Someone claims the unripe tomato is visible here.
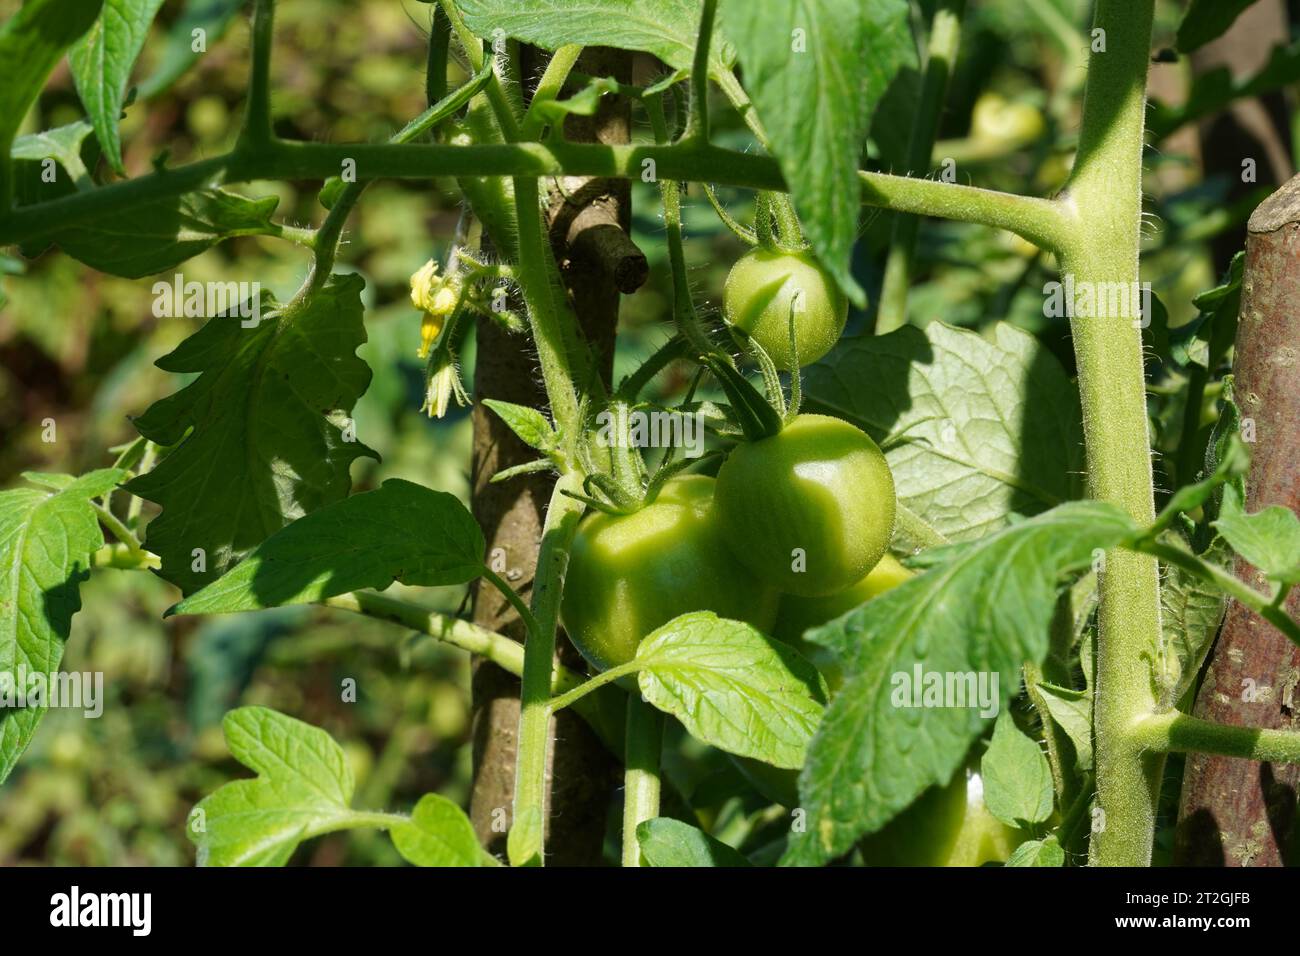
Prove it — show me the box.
[714,414,896,597]
[560,475,779,671]
[859,769,1025,866]
[970,92,1044,146]
[774,553,914,690]
[722,247,848,370]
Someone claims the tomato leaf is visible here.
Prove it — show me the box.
[454,0,734,75]
[1034,681,1093,773]
[981,711,1054,829]
[1214,485,1300,585]
[390,794,483,867]
[138,0,245,98]
[804,322,1085,544]
[482,399,557,452]
[0,469,125,785]
[1006,835,1064,867]
[190,707,357,866]
[634,611,825,769]
[191,707,482,867]
[720,0,914,307]
[170,479,485,616]
[783,501,1138,866]
[636,817,752,867]
[126,273,377,595]
[68,0,167,175]
[1156,537,1228,710]
[0,0,103,207]
[50,188,284,278]
[1176,0,1258,54]
[11,120,96,191]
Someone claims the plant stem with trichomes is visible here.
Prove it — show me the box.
[1057,0,1162,867]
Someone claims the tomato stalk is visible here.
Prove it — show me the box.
[876,0,965,334]
[621,697,664,867]
[239,0,276,150]
[508,474,587,866]
[1056,0,1162,867]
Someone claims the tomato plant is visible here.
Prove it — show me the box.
[2,0,1300,886]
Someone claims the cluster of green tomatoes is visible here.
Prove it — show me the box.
[557,243,1021,865]
[562,247,898,672]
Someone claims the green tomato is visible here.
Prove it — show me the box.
[715,414,896,597]
[774,553,914,691]
[560,475,779,671]
[971,92,1045,146]
[859,769,1025,866]
[722,247,848,371]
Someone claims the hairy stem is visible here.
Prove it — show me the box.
[621,696,664,867]
[520,44,584,140]
[876,0,965,334]
[1059,0,1160,867]
[1136,712,1300,764]
[508,474,586,866]
[684,0,718,143]
[241,0,277,147]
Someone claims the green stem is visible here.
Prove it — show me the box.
[701,183,757,245]
[1059,0,1159,867]
[323,590,625,754]
[508,473,587,867]
[90,543,160,570]
[1139,540,1300,649]
[240,0,276,148]
[436,0,521,141]
[1,139,1065,249]
[511,175,584,446]
[616,335,687,400]
[125,440,158,529]
[876,0,965,334]
[683,0,718,143]
[520,44,584,140]
[646,96,715,358]
[548,660,639,712]
[92,502,147,561]
[716,67,770,148]
[1135,712,1300,764]
[621,696,664,867]
[321,591,576,687]
[482,567,542,639]
[858,169,1069,252]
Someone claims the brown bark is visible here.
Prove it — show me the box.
[1175,174,1300,866]
[467,48,641,866]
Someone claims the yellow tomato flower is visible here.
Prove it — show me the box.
[410,258,462,358]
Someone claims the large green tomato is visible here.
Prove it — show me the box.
[859,769,1025,866]
[715,414,896,597]
[560,475,779,671]
[722,247,848,371]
